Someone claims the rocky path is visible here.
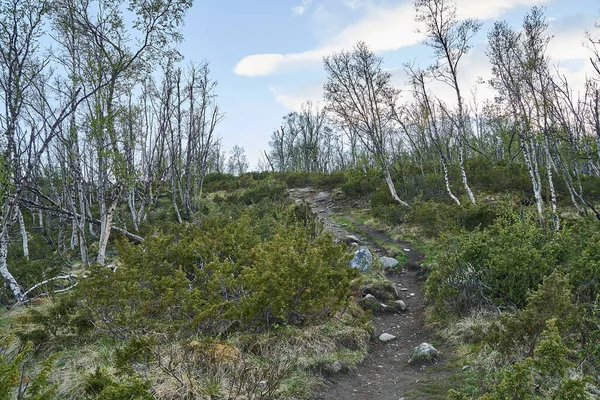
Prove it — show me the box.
[288,188,445,400]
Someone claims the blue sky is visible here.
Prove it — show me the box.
[178,0,599,166]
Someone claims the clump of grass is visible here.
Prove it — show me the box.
[351,272,396,301]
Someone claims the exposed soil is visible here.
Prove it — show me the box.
[288,188,447,400]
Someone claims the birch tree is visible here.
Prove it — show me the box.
[415,0,480,204]
[487,8,558,225]
[63,0,192,264]
[324,41,410,207]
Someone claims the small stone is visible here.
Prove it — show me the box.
[329,361,343,374]
[408,343,441,364]
[314,192,330,202]
[346,235,361,243]
[409,293,415,297]
[379,333,397,342]
[394,300,407,311]
[403,248,411,252]
[400,288,408,291]
[379,256,400,270]
[462,365,470,371]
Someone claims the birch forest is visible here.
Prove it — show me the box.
[1,0,600,398]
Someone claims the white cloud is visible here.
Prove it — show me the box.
[455,0,549,20]
[547,14,597,62]
[235,0,550,77]
[269,84,324,111]
[343,0,369,10]
[292,0,314,16]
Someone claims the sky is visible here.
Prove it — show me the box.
[177,0,600,167]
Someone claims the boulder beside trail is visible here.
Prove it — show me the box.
[379,256,399,270]
[408,343,441,364]
[349,248,373,272]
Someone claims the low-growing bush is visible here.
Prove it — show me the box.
[342,168,382,197]
[77,206,355,338]
[426,210,564,314]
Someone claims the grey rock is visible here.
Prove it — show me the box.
[314,191,330,202]
[349,248,373,272]
[380,256,400,270]
[379,333,397,342]
[328,360,343,374]
[346,235,361,243]
[408,343,441,364]
[394,300,407,311]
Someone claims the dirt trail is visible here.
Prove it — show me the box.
[288,188,445,400]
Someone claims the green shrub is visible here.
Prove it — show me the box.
[426,210,563,315]
[466,157,531,194]
[78,205,355,337]
[0,340,57,400]
[406,200,461,237]
[477,320,591,400]
[229,178,288,205]
[341,168,382,197]
[371,204,408,225]
[232,228,355,329]
[85,368,153,400]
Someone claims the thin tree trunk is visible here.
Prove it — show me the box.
[96,195,120,266]
[0,228,24,302]
[522,139,544,221]
[458,137,475,205]
[384,168,410,208]
[544,136,559,229]
[442,158,461,206]
[16,206,28,259]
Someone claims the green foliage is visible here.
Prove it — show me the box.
[406,200,461,237]
[78,202,355,338]
[0,336,22,398]
[0,340,57,400]
[426,210,563,314]
[114,335,156,374]
[370,203,408,225]
[20,295,92,344]
[342,168,382,197]
[281,171,346,189]
[477,320,591,400]
[84,368,153,400]
[405,200,504,238]
[229,178,288,205]
[485,271,578,356]
[1,239,65,304]
[466,157,531,194]
[235,229,354,328]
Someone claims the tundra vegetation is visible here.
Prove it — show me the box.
[0,0,600,398]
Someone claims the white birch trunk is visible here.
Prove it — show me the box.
[127,188,140,232]
[0,229,24,302]
[522,140,544,221]
[16,206,28,260]
[458,139,476,205]
[544,136,559,229]
[70,219,78,249]
[384,168,410,208]
[442,159,461,206]
[96,197,119,266]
